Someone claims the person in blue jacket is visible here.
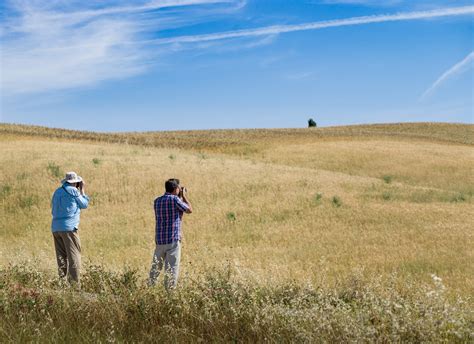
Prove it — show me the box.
[51,171,89,286]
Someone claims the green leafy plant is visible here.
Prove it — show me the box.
[450,193,466,203]
[332,196,342,207]
[313,193,323,205]
[19,195,39,209]
[47,162,62,178]
[0,185,11,199]
[226,212,237,221]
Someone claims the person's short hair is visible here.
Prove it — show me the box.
[169,178,180,185]
[165,179,179,193]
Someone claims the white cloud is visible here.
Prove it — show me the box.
[150,5,474,44]
[1,2,473,97]
[421,51,474,100]
[0,0,242,95]
[2,18,146,94]
[318,0,403,5]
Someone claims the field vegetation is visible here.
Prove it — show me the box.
[0,122,473,342]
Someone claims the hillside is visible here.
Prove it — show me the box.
[1,122,473,341]
[2,122,473,192]
[0,124,474,289]
[1,122,473,150]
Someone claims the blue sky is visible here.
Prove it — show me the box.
[1,0,473,131]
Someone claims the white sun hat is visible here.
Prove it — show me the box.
[61,171,83,184]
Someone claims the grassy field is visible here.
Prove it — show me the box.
[0,122,473,342]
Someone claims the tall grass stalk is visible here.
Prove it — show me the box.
[0,263,471,343]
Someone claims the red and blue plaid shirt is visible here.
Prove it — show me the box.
[154,193,190,245]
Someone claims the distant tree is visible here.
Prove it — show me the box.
[308,118,317,128]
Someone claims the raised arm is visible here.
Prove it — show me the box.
[182,191,193,214]
[73,182,89,209]
[176,190,192,214]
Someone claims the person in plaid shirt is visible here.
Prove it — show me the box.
[149,179,193,289]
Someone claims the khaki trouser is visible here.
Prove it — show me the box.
[53,231,81,287]
[149,241,181,290]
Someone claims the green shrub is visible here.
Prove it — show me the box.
[451,193,466,203]
[332,196,342,207]
[19,195,39,209]
[226,212,237,221]
[1,184,11,199]
[47,162,62,179]
[382,175,393,184]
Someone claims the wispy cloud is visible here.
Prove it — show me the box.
[150,5,474,44]
[1,2,473,97]
[318,0,403,6]
[285,72,314,80]
[0,0,243,96]
[421,51,474,100]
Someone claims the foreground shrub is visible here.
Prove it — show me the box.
[0,264,472,343]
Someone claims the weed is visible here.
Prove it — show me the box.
[226,212,237,221]
[0,263,471,343]
[382,175,393,184]
[92,158,101,166]
[16,172,28,181]
[382,192,391,201]
[89,192,100,206]
[168,154,176,161]
[1,185,11,199]
[19,195,39,209]
[47,162,62,179]
[451,193,466,203]
[313,193,323,205]
[332,196,342,207]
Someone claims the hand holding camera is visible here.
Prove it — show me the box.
[77,181,85,195]
[179,186,187,199]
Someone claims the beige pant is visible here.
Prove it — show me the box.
[53,231,81,286]
[149,241,181,289]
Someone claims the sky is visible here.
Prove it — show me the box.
[0,0,473,132]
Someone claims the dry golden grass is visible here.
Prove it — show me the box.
[1,122,473,151]
[1,123,473,299]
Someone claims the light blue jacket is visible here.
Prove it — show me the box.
[51,183,89,232]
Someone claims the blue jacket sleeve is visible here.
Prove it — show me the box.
[70,187,89,209]
[76,194,89,209]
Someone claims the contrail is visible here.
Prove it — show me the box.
[421,51,474,99]
[150,5,474,44]
[40,0,235,20]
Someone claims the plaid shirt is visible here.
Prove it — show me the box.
[154,193,190,245]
